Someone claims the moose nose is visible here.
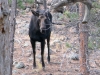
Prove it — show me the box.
[40,28,46,33]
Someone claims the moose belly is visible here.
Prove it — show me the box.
[30,34,49,42]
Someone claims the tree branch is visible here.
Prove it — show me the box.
[51,0,92,23]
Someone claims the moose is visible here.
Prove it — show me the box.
[29,9,52,69]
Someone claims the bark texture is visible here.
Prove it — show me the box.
[0,0,16,75]
[79,2,90,75]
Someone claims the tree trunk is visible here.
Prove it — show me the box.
[42,0,47,9]
[79,2,90,75]
[9,0,16,74]
[0,0,16,75]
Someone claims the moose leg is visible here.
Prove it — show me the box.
[30,38,36,68]
[47,37,50,63]
[41,40,45,68]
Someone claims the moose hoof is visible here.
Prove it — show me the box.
[33,64,36,69]
[42,65,45,71]
[42,66,45,71]
[47,57,50,63]
[42,63,45,68]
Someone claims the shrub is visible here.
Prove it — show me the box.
[63,10,79,21]
[11,0,35,9]
[66,43,71,48]
[17,0,25,9]
[92,2,100,9]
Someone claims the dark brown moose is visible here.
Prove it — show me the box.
[29,9,52,69]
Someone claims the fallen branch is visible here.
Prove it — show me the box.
[52,22,66,25]
[51,0,92,23]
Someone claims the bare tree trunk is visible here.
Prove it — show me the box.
[42,0,47,9]
[0,0,16,75]
[79,2,90,75]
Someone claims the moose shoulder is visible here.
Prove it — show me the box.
[29,9,52,69]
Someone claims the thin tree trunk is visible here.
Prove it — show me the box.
[9,0,16,74]
[79,2,90,75]
[42,0,47,9]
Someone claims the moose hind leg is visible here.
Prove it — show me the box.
[41,40,45,68]
[30,38,36,68]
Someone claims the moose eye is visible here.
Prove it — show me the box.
[44,18,48,22]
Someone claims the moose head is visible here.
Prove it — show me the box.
[31,9,50,33]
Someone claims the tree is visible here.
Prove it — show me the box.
[79,2,90,75]
[0,0,16,75]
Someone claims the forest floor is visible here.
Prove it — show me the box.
[13,11,100,75]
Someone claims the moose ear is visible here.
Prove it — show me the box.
[31,10,39,16]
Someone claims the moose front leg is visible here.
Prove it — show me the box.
[30,39,36,68]
[47,37,50,63]
[41,40,45,69]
